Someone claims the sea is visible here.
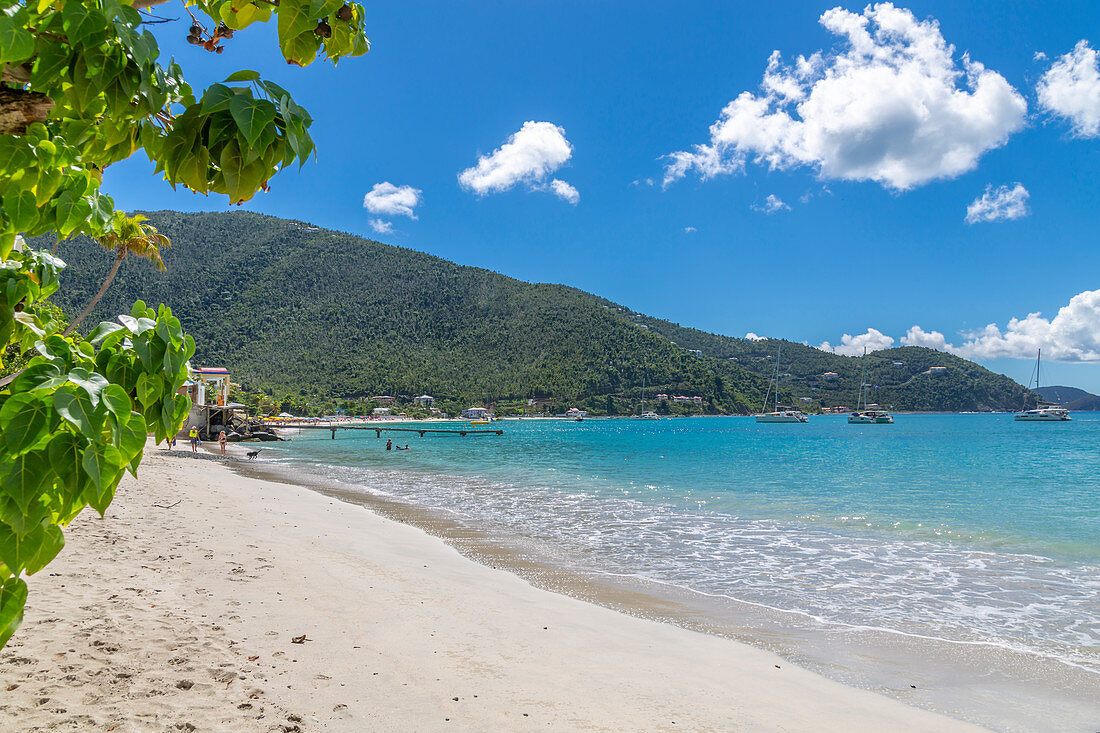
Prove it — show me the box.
[255,413,1099,731]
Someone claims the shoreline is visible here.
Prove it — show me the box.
[234,426,1100,732]
[0,443,985,731]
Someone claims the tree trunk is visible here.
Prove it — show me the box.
[63,248,126,337]
[0,88,54,136]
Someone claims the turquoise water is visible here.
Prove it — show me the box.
[263,414,1100,681]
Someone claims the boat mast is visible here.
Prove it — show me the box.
[858,347,867,410]
[1035,348,1041,406]
[774,344,782,412]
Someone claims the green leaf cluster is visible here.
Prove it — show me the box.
[0,263,194,646]
[0,0,369,648]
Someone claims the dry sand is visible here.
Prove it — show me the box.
[0,444,986,731]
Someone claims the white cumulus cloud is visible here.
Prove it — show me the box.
[549,179,580,204]
[363,182,422,219]
[904,290,1100,362]
[818,328,896,356]
[965,182,1029,223]
[368,219,393,235]
[752,194,790,214]
[745,332,767,341]
[1037,40,1100,137]
[664,3,1026,191]
[459,121,577,201]
[684,226,697,233]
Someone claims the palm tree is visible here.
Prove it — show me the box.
[63,213,170,336]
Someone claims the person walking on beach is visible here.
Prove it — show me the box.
[188,426,200,453]
[218,430,227,456]
[386,438,392,451]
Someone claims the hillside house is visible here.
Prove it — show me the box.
[413,395,435,407]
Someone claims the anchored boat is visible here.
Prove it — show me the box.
[1015,349,1071,421]
[849,348,893,424]
[754,344,809,423]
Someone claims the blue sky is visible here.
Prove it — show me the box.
[105,1,1100,391]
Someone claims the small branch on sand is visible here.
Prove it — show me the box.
[152,500,182,509]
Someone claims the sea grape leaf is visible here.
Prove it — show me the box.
[0,393,50,454]
[23,525,63,575]
[53,386,97,435]
[0,576,27,648]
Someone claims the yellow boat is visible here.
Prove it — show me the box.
[469,419,491,426]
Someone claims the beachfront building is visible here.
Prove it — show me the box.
[373,407,392,416]
[413,395,435,407]
[184,366,231,406]
[565,407,587,417]
[463,407,489,419]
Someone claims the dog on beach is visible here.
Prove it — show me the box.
[246,449,261,461]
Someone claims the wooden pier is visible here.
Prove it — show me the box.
[288,425,503,439]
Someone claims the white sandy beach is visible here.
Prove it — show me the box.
[0,443,986,731]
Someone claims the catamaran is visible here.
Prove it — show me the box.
[1015,349,1071,421]
[755,344,808,423]
[848,348,893,424]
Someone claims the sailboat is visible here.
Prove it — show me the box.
[848,348,893,424]
[1015,349,1071,421]
[634,368,660,419]
[754,344,808,423]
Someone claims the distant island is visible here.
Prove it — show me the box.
[42,211,1032,416]
[1036,386,1100,411]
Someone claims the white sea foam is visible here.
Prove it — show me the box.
[299,459,1100,675]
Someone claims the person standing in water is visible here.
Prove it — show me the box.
[386,439,392,451]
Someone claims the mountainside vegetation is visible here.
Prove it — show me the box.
[41,211,1032,415]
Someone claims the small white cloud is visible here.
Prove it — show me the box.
[900,325,950,350]
[745,332,767,341]
[664,4,1025,191]
[684,226,697,233]
[818,328,895,356]
[369,218,393,234]
[363,182,422,219]
[459,121,577,201]
[965,183,1029,223]
[1037,40,1100,137]
[549,179,580,204]
[752,194,790,214]
[1033,51,1047,62]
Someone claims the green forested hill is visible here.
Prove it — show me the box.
[38,210,1030,414]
